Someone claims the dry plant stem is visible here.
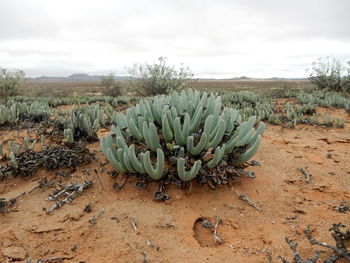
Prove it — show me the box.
[0,198,11,213]
[279,237,320,263]
[88,209,105,226]
[45,181,92,214]
[37,256,73,263]
[213,216,222,245]
[0,145,93,180]
[94,169,105,191]
[236,192,262,211]
[266,251,273,263]
[146,240,160,251]
[130,216,138,231]
[1,178,53,212]
[142,252,148,263]
[298,166,312,183]
[304,224,350,262]
[113,175,127,190]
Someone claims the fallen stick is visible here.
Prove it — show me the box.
[236,192,262,211]
[37,256,73,263]
[45,181,92,214]
[88,208,105,226]
[279,237,320,263]
[130,216,138,231]
[213,216,222,245]
[298,166,312,183]
[0,198,11,213]
[94,169,105,191]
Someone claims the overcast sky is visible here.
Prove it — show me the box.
[0,0,349,78]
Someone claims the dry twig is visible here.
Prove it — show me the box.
[45,181,92,214]
[236,192,262,211]
[130,216,138,231]
[213,216,222,245]
[298,166,312,183]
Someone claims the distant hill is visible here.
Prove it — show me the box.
[29,74,132,83]
[28,74,307,83]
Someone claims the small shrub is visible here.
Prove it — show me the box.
[308,57,350,92]
[101,73,124,97]
[127,57,193,96]
[0,68,25,102]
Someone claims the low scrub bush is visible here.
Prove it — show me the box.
[308,57,350,93]
[127,57,193,96]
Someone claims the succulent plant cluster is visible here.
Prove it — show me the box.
[12,94,138,108]
[100,89,265,183]
[221,91,274,122]
[63,104,111,142]
[297,90,350,109]
[0,101,52,126]
[0,103,26,126]
[221,90,349,127]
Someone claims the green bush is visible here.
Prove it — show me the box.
[0,68,25,102]
[101,73,124,97]
[127,57,193,96]
[308,57,350,93]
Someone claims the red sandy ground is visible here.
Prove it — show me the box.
[0,106,349,263]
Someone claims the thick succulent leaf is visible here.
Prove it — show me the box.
[234,135,262,165]
[187,133,208,156]
[106,148,127,172]
[127,145,145,174]
[177,158,202,182]
[206,144,226,168]
[142,149,165,180]
[128,118,144,141]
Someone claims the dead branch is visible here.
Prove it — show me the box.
[146,240,160,251]
[88,208,105,226]
[94,169,105,191]
[280,223,350,263]
[37,256,73,263]
[236,192,262,211]
[279,237,320,263]
[298,166,312,183]
[45,181,92,214]
[304,224,350,262]
[130,216,138,231]
[213,216,222,245]
[0,198,11,213]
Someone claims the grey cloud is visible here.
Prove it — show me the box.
[0,0,60,40]
[0,0,349,78]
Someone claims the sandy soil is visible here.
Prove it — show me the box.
[0,106,349,263]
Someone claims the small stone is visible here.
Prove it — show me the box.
[3,246,27,260]
[202,220,212,228]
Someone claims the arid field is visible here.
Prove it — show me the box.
[1,80,349,263]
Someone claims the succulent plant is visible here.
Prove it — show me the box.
[100,89,265,183]
[40,135,46,150]
[9,152,18,169]
[0,103,20,125]
[8,141,20,155]
[64,105,102,140]
[0,142,5,159]
[63,128,74,143]
[23,137,30,151]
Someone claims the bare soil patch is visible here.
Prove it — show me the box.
[0,103,349,263]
